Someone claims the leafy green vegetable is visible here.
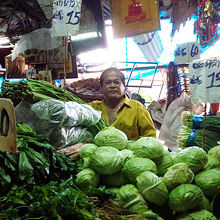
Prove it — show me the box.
[153,150,173,176]
[173,146,208,173]
[176,210,217,220]
[122,157,157,183]
[204,155,220,170]
[133,137,164,159]
[162,163,194,191]
[79,144,98,158]
[94,127,128,150]
[0,182,99,220]
[195,168,220,197]
[76,168,100,191]
[208,145,220,162]
[136,171,168,206]
[89,146,123,175]
[120,149,134,162]
[116,184,145,209]
[101,172,129,187]
[168,184,203,212]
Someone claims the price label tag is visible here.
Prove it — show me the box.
[174,42,200,65]
[0,98,17,152]
[52,0,82,37]
[189,58,220,104]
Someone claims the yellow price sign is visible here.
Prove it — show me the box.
[0,98,17,152]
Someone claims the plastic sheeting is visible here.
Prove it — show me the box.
[15,99,101,149]
[11,28,61,60]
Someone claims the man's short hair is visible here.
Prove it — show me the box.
[100,67,126,87]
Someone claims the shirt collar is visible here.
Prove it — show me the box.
[121,95,132,108]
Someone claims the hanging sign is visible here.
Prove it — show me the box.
[111,0,160,39]
[189,57,220,104]
[52,0,82,37]
[0,98,17,152]
[174,42,200,65]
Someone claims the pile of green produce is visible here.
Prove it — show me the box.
[178,112,220,151]
[75,126,220,219]
[0,79,107,134]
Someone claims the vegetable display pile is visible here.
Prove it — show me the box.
[75,126,220,219]
[177,112,220,151]
[0,79,107,134]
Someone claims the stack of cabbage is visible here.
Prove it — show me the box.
[76,127,220,219]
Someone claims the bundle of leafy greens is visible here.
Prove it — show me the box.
[0,123,77,195]
[0,180,100,220]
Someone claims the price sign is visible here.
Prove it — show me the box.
[0,98,17,152]
[52,0,82,37]
[174,42,200,65]
[189,58,220,104]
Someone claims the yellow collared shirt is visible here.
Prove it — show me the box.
[88,96,156,140]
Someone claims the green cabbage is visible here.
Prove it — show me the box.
[120,149,134,162]
[79,143,98,158]
[176,210,217,220]
[116,184,145,209]
[204,155,220,170]
[199,195,212,211]
[173,146,208,173]
[136,171,168,206]
[128,202,148,214]
[123,157,157,183]
[94,127,128,150]
[208,145,220,162]
[162,163,194,191]
[89,146,123,175]
[153,150,173,176]
[132,137,164,159]
[195,168,220,197]
[126,140,136,151]
[168,184,203,212]
[170,151,179,161]
[76,168,99,191]
[101,172,129,187]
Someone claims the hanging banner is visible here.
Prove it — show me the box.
[0,98,17,153]
[189,57,220,104]
[52,0,82,37]
[174,42,200,65]
[111,0,160,39]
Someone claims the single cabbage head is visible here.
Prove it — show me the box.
[204,155,220,170]
[195,168,220,197]
[153,150,173,176]
[123,157,157,183]
[79,143,98,158]
[116,184,145,209]
[173,146,208,173]
[132,137,164,159]
[208,145,220,162]
[163,163,194,191]
[101,172,129,187]
[76,168,99,191]
[136,171,168,206]
[94,126,128,150]
[168,184,203,212]
[89,146,123,175]
[176,210,217,220]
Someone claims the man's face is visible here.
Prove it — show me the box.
[102,71,125,100]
